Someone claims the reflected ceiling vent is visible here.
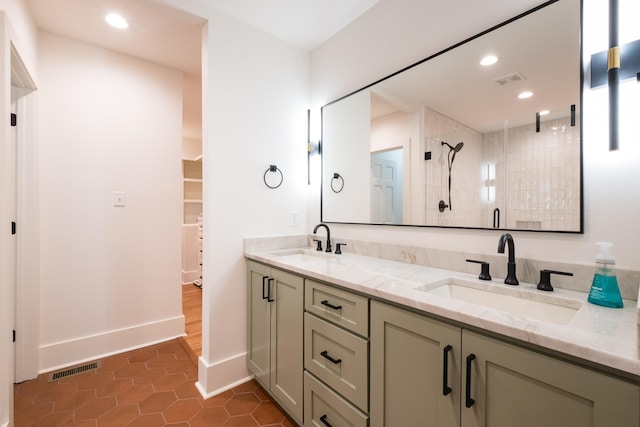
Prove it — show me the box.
[492,72,526,86]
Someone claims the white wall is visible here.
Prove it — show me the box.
[37,32,184,371]
[0,0,37,78]
[323,89,371,222]
[310,0,640,271]
[196,11,310,396]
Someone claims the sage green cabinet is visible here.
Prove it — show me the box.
[371,300,640,427]
[247,261,303,423]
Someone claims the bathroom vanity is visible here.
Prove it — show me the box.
[245,239,640,427]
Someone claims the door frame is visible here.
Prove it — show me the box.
[11,42,38,382]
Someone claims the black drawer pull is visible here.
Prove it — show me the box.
[465,353,476,408]
[319,415,333,427]
[320,350,342,365]
[267,278,274,302]
[443,344,453,396]
[261,276,269,300]
[320,300,342,310]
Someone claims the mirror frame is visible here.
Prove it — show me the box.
[320,0,584,234]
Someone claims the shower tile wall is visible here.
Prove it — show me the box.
[423,107,580,231]
[423,107,484,227]
[505,116,581,231]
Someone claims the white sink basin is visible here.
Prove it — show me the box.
[415,278,582,325]
[273,249,328,263]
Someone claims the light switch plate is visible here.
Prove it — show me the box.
[114,191,126,207]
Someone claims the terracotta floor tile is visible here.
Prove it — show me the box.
[253,401,287,425]
[113,363,147,379]
[145,352,177,368]
[232,380,259,394]
[74,397,117,420]
[96,405,139,427]
[52,389,95,412]
[116,384,155,405]
[30,411,73,427]
[138,390,177,414]
[201,389,234,407]
[163,398,202,423]
[33,382,77,404]
[174,380,201,399]
[95,378,133,398]
[153,373,188,391]
[14,402,53,426]
[223,415,260,426]
[13,339,297,427]
[124,413,165,427]
[189,406,230,427]
[68,420,97,427]
[224,392,261,416]
[132,367,166,385]
[75,372,116,390]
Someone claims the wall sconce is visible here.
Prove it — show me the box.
[307,109,321,185]
[590,0,640,150]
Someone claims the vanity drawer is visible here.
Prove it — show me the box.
[305,279,369,336]
[304,371,368,427]
[304,313,368,411]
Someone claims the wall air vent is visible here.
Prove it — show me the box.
[48,361,101,382]
[492,72,526,86]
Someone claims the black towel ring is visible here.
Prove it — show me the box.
[264,165,283,189]
[331,173,344,193]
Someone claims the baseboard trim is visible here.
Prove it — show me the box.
[182,269,198,284]
[195,352,251,399]
[39,315,185,373]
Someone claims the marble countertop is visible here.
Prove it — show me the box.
[245,244,640,379]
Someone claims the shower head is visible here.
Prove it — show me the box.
[441,141,464,153]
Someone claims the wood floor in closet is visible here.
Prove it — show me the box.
[181,284,202,359]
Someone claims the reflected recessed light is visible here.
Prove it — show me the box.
[518,91,533,99]
[105,13,128,29]
[480,55,498,66]
[539,110,550,116]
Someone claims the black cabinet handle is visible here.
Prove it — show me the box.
[320,350,342,365]
[319,414,333,427]
[320,300,342,310]
[267,278,274,302]
[465,354,476,408]
[443,345,453,396]
[261,276,269,300]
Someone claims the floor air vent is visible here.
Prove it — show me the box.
[48,361,101,382]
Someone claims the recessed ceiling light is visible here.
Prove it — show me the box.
[518,91,533,99]
[539,110,550,116]
[105,13,128,29]
[480,55,498,66]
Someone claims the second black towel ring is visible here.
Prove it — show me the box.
[264,165,283,189]
[331,173,344,193]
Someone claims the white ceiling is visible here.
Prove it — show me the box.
[26,0,382,76]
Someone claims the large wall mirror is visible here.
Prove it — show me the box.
[321,0,583,233]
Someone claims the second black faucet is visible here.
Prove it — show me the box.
[313,223,332,253]
[497,233,519,285]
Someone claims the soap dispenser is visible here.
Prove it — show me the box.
[587,242,623,308]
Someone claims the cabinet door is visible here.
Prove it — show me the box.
[270,268,304,422]
[247,261,271,386]
[371,301,461,427]
[462,330,640,427]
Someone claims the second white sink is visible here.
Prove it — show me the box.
[415,278,582,325]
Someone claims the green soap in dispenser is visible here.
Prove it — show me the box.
[588,242,623,308]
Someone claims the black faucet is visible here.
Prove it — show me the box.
[497,233,519,285]
[313,223,332,253]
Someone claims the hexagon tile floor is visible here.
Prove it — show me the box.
[13,339,297,426]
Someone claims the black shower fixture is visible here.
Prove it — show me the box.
[439,141,464,211]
